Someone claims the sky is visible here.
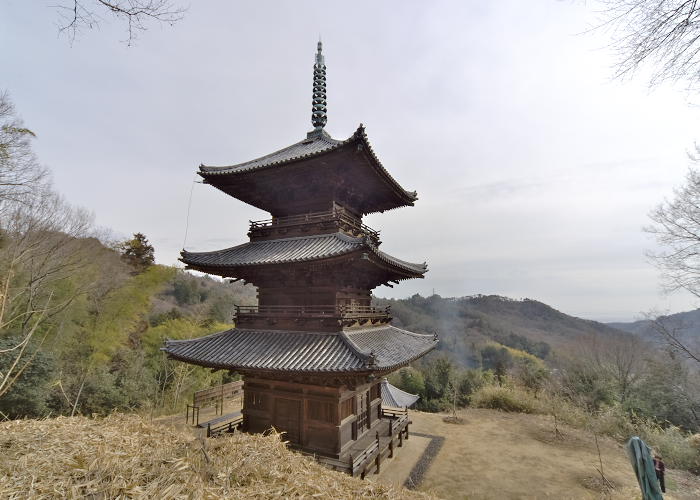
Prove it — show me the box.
[2,0,700,322]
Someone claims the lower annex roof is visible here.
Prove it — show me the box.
[380,378,420,408]
[181,232,427,276]
[162,325,437,374]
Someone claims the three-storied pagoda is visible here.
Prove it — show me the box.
[163,42,436,474]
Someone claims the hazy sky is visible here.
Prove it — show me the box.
[3,1,700,322]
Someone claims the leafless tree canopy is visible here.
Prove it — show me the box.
[601,0,700,86]
[0,93,48,216]
[0,92,96,398]
[645,312,700,362]
[646,160,700,298]
[55,0,186,45]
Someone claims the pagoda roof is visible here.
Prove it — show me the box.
[181,232,427,276]
[380,378,419,408]
[200,128,343,175]
[198,125,418,214]
[161,325,437,374]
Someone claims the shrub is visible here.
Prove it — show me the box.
[471,384,536,413]
[689,433,700,450]
[457,369,487,405]
[638,423,700,472]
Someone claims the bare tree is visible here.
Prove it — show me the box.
[0,190,96,399]
[646,161,700,298]
[0,92,99,400]
[645,311,700,363]
[54,0,186,45]
[599,1,700,87]
[574,331,649,405]
[0,92,48,216]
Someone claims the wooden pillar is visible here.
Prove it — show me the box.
[375,431,381,474]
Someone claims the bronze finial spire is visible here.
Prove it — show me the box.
[311,40,327,129]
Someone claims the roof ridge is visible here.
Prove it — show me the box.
[345,324,437,340]
[199,131,342,173]
[337,330,373,363]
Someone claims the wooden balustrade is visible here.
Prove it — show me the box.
[234,304,391,319]
[248,209,381,243]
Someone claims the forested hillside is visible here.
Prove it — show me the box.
[375,294,628,367]
[378,293,700,471]
[0,205,256,420]
[0,90,264,419]
[611,308,700,349]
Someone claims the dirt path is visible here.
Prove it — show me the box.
[373,409,700,500]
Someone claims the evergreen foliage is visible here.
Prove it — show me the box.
[120,232,155,273]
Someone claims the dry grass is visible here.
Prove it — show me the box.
[408,408,700,500]
[0,414,430,500]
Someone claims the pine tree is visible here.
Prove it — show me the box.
[120,233,155,274]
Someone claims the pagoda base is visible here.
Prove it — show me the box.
[314,410,411,478]
[241,375,384,459]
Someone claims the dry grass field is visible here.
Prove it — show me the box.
[374,408,700,500]
[0,414,429,500]
[3,409,698,499]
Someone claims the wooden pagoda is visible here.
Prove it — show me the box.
[163,41,437,475]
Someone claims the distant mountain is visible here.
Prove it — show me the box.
[609,308,700,346]
[373,294,632,367]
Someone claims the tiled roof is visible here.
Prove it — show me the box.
[200,129,342,175]
[181,232,427,275]
[199,125,418,203]
[345,327,437,370]
[380,378,420,408]
[162,326,437,373]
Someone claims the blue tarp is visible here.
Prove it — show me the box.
[625,436,664,500]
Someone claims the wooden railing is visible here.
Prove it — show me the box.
[206,413,244,437]
[186,381,244,425]
[351,438,380,474]
[381,407,409,419]
[249,208,380,243]
[234,304,390,319]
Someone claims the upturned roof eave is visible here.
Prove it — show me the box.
[198,124,418,207]
[161,326,438,374]
[179,233,427,277]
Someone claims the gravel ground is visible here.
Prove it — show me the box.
[403,432,446,490]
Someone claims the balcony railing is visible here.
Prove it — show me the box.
[234,304,392,329]
[234,304,390,319]
[248,208,380,243]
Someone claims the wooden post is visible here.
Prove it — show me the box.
[389,419,393,436]
[375,432,381,474]
[389,438,394,458]
[398,430,403,447]
[405,425,409,440]
[207,423,211,438]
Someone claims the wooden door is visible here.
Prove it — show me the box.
[357,392,368,434]
[274,398,301,443]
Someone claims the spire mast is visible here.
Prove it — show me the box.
[311,39,327,130]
